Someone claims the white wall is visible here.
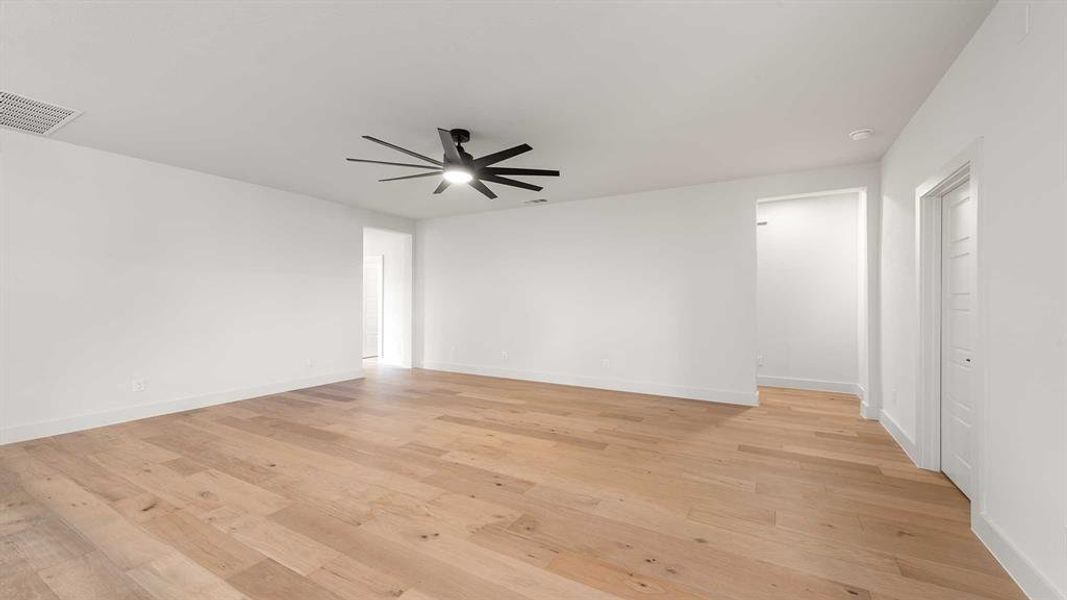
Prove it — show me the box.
[757,192,860,393]
[364,227,413,367]
[416,163,880,407]
[0,131,412,443]
[878,2,1066,597]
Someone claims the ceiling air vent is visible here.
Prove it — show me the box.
[0,91,81,136]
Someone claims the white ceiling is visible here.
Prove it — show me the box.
[2,1,992,220]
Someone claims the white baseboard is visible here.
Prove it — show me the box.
[0,370,363,445]
[421,361,758,407]
[972,511,1065,600]
[878,408,920,465]
[757,375,862,396]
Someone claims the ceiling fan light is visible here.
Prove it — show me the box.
[443,168,473,184]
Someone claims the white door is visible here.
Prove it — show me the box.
[940,178,976,498]
[363,255,384,358]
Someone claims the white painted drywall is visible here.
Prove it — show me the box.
[879,2,1066,596]
[364,228,413,368]
[362,255,384,358]
[757,192,860,392]
[416,163,880,407]
[0,131,412,443]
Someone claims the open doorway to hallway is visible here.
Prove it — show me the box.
[362,227,414,368]
[756,189,869,400]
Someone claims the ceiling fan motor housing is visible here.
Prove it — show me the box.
[448,129,473,166]
[449,128,471,145]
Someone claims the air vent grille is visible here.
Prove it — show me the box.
[0,91,81,136]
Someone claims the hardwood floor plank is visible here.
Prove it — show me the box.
[546,552,708,599]
[272,503,537,600]
[37,551,155,600]
[22,442,144,502]
[227,558,344,600]
[208,511,340,576]
[435,415,609,450]
[358,510,620,600]
[141,510,264,578]
[0,571,61,600]
[126,553,246,600]
[895,557,1028,600]
[307,553,408,599]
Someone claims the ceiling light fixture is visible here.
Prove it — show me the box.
[442,168,473,184]
[849,128,874,141]
[346,128,561,200]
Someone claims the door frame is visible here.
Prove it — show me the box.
[914,140,985,503]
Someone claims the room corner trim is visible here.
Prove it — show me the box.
[422,361,758,407]
[972,511,1066,600]
[0,370,364,445]
[859,402,879,420]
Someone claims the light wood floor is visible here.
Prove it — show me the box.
[1,364,1024,600]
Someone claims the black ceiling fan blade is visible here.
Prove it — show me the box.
[433,180,450,194]
[484,167,560,177]
[361,135,442,166]
[469,179,498,199]
[473,144,533,167]
[437,128,463,165]
[346,158,441,170]
[480,174,543,192]
[379,171,442,182]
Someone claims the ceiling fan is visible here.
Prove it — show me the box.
[346,128,560,199]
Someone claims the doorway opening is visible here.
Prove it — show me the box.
[362,227,414,368]
[755,188,873,410]
[916,153,981,500]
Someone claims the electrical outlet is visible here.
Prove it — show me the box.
[601,358,610,369]
[756,353,763,367]
[501,350,509,361]
[305,358,314,368]
[131,379,146,392]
